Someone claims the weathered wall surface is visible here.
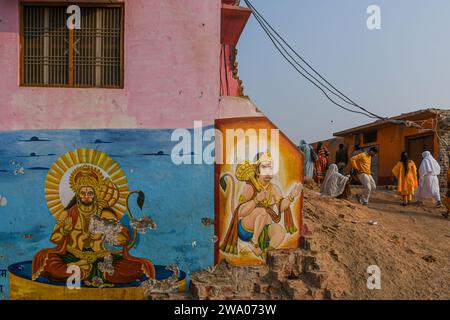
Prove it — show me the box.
[0,0,220,130]
[0,0,220,299]
[0,0,305,300]
[0,129,215,299]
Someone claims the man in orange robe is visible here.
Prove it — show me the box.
[392,152,418,206]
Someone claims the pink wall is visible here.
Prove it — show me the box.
[0,0,220,131]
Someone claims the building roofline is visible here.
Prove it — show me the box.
[333,108,444,137]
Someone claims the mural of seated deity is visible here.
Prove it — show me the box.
[8,149,186,299]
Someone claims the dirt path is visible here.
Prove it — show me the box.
[303,186,450,299]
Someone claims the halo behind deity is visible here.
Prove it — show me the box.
[45,149,129,220]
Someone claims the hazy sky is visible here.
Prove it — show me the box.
[237,0,450,144]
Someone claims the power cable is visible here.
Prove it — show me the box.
[243,0,389,121]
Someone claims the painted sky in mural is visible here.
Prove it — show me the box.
[0,128,214,299]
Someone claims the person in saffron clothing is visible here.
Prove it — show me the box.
[314,142,329,185]
[392,152,418,206]
[350,147,378,206]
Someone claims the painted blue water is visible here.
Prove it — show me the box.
[0,128,215,299]
[8,261,186,288]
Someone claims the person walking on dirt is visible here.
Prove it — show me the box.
[392,152,418,206]
[350,147,378,206]
[415,151,442,208]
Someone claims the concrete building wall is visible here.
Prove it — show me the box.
[0,0,221,130]
[0,0,305,300]
[338,120,444,186]
[0,0,221,299]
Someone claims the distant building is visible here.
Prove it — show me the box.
[332,109,449,186]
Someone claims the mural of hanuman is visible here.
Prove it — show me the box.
[220,151,303,257]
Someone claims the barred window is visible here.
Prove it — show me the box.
[20,4,123,88]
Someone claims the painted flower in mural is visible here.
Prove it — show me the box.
[0,195,7,207]
[90,277,105,288]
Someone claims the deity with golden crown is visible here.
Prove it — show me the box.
[32,149,155,286]
[220,151,303,257]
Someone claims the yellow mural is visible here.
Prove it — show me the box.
[216,117,304,266]
[8,149,168,299]
[32,149,155,285]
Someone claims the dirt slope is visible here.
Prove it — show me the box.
[302,186,450,299]
[152,184,449,300]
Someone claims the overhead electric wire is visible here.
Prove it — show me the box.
[254,18,377,118]
[243,0,355,108]
[252,11,377,118]
[245,0,382,118]
[252,8,364,111]
[243,0,388,121]
[244,0,377,119]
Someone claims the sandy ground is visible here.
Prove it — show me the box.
[302,185,450,300]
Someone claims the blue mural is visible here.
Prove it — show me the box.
[0,128,214,299]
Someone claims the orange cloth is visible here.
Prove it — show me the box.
[350,152,372,175]
[392,160,418,196]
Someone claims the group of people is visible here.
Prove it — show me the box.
[299,140,331,184]
[299,140,447,216]
[392,151,443,207]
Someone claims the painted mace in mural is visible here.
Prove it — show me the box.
[31,148,155,286]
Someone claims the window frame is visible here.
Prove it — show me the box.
[19,2,125,89]
[362,130,378,144]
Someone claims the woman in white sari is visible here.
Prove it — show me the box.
[415,151,442,207]
[321,164,351,199]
